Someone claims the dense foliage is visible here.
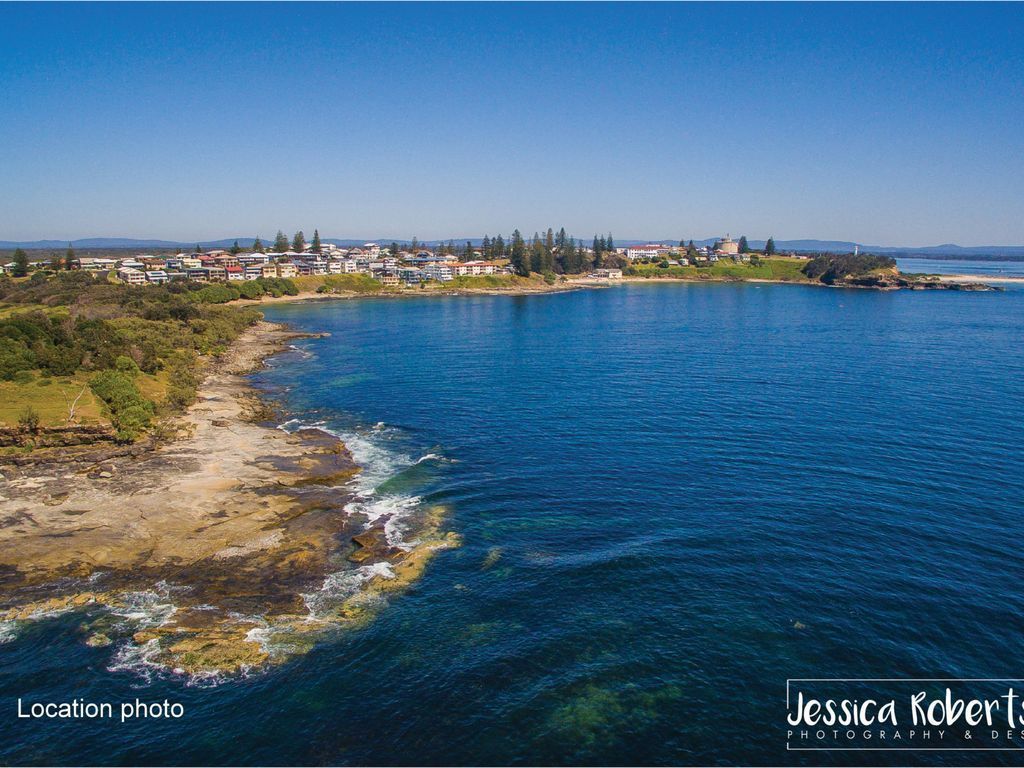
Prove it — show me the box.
[0,271,266,438]
[803,254,897,284]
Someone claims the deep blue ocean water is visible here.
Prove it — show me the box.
[3,282,1024,766]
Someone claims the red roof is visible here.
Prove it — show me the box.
[225,266,243,273]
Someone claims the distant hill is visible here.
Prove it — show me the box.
[2,236,1023,259]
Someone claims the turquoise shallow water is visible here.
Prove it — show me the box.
[3,282,1024,765]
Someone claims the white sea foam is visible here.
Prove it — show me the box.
[0,620,17,644]
[107,638,165,685]
[107,586,178,629]
[302,561,396,618]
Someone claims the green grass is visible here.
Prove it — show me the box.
[0,372,107,427]
[0,369,173,429]
[303,274,384,294]
[628,257,810,282]
[440,274,547,290]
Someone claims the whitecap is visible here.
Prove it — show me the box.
[0,620,17,644]
[302,561,396,618]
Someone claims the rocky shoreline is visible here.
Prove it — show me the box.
[0,321,459,678]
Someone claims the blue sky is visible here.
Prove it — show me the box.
[1,2,1022,245]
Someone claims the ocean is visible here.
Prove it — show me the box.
[3,282,1024,765]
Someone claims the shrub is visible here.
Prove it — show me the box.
[89,369,155,441]
[18,406,40,433]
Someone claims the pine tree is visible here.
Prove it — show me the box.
[411,236,419,253]
[530,233,544,273]
[765,236,776,256]
[292,231,306,252]
[391,241,400,259]
[447,239,455,256]
[510,230,530,276]
[738,235,749,254]
[230,240,241,255]
[464,241,474,261]
[606,233,614,252]
[50,251,63,271]
[273,231,289,253]
[593,235,603,270]
[495,235,505,259]
[253,236,264,253]
[11,248,29,277]
[65,243,75,270]
[482,235,491,256]
[311,229,322,253]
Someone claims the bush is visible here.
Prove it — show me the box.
[89,369,155,441]
[192,283,241,304]
[18,406,40,433]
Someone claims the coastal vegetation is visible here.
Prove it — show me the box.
[0,271,266,436]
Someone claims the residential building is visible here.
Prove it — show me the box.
[117,266,146,285]
[422,263,453,282]
[625,244,668,260]
[145,270,169,284]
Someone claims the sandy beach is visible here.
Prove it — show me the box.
[0,321,458,677]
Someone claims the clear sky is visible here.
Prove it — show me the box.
[1,2,1022,246]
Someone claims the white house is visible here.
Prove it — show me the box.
[118,266,146,285]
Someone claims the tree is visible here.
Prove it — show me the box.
[253,236,265,253]
[230,240,242,255]
[11,248,29,277]
[411,236,419,253]
[738,235,749,254]
[50,251,63,271]
[311,229,322,253]
[390,241,400,259]
[273,231,289,253]
[530,233,544,273]
[292,231,306,252]
[464,241,475,261]
[510,230,530,276]
[494,234,505,259]
[765,236,776,256]
[65,243,75,270]
[606,233,614,252]
[482,235,491,256]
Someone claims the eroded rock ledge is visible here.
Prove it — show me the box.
[0,321,459,677]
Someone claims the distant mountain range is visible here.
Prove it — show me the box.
[2,236,1024,259]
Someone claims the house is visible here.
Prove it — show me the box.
[145,270,169,284]
[117,266,146,285]
[593,268,623,279]
[379,273,400,288]
[398,267,424,284]
[625,244,668,260]
[332,259,359,273]
[244,265,264,280]
[261,263,280,278]
[237,252,270,266]
[422,263,453,282]
[186,267,210,282]
[226,265,245,281]
[277,262,298,278]
[207,266,227,281]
